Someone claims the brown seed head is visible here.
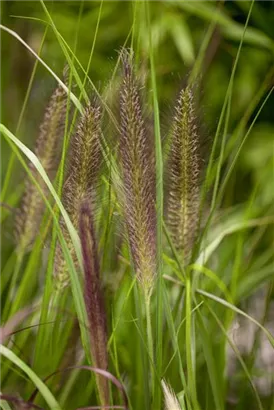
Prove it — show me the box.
[119,49,156,296]
[54,101,102,289]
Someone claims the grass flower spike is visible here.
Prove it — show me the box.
[119,49,156,297]
[161,380,182,410]
[15,72,68,254]
[79,200,109,406]
[54,101,102,288]
[166,86,202,262]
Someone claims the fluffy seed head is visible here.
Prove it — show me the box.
[54,101,102,289]
[166,86,201,262]
[119,49,156,296]
[15,74,69,254]
[161,380,182,410]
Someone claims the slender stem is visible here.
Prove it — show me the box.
[145,2,164,407]
[3,253,23,319]
[134,284,150,410]
[145,293,154,395]
[185,275,200,410]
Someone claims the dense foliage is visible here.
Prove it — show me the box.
[1,1,274,410]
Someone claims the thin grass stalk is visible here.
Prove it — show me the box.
[39,1,89,106]
[196,84,273,270]
[119,48,157,407]
[79,200,109,406]
[15,71,69,255]
[211,0,255,212]
[145,3,164,407]
[144,291,155,394]
[54,101,102,289]
[185,275,200,410]
[119,48,157,404]
[207,303,263,410]
[162,285,192,410]
[1,27,48,203]
[3,255,23,318]
[196,0,256,257]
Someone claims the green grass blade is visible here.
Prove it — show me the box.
[1,27,48,202]
[0,399,12,410]
[197,215,274,265]
[206,304,263,410]
[0,345,61,410]
[0,124,91,361]
[210,0,255,211]
[185,276,200,409]
[163,276,274,347]
[39,0,89,105]
[196,289,274,347]
[0,24,82,113]
[176,1,274,51]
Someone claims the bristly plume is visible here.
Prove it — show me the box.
[54,101,102,289]
[15,70,69,255]
[119,48,156,297]
[79,200,109,406]
[166,86,202,262]
[161,380,182,410]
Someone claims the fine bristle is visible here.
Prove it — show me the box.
[15,75,69,254]
[166,86,202,262]
[79,200,109,406]
[119,49,156,296]
[54,101,102,289]
[161,380,182,410]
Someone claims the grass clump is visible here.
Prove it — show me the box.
[1,2,274,409]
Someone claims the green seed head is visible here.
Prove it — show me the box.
[166,86,202,262]
[119,49,156,296]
